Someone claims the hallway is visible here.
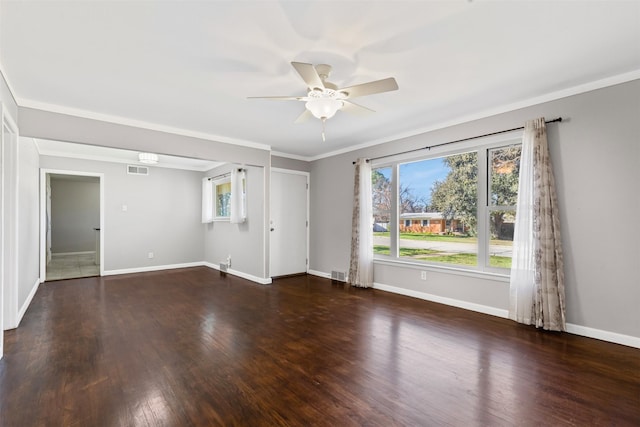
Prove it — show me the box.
[46,253,99,280]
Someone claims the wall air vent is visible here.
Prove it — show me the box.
[127,165,149,175]
[331,270,346,282]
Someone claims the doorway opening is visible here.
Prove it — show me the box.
[40,170,104,281]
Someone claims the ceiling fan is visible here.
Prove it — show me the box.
[249,62,399,140]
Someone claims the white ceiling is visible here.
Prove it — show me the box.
[1,1,639,160]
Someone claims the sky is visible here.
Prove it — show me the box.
[377,158,450,204]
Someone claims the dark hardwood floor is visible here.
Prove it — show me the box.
[0,267,638,426]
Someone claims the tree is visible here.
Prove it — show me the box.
[372,169,426,224]
[430,153,478,234]
[429,147,522,238]
[372,169,392,223]
[489,145,521,239]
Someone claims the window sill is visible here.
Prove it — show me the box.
[373,257,510,282]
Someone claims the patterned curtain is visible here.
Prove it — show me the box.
[509,118,566,331]
[348,158,373,288]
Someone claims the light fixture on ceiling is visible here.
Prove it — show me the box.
[304,89,344,120]
[138,152,159,164]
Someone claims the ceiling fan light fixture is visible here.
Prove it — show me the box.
[138,152,159,164]
[305,89,344,120]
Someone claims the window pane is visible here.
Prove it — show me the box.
[216,181,231,217]
[489,210,515,268]
[372,167,392,255]
[398,152,478,266]
[490,145,521,206]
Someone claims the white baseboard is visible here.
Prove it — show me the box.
[308,269,331,279]
[566,323,640,349]
[16,278,40,328]
[302,275,640,350]
[373,281,510,319]
[203,262,272,285]
[103,261,205,276]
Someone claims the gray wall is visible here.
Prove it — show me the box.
[40,156,205,272]
[19,107,271,167]
[17,138,40,319]
[271,155,311,172]
[203,164,267,280]
[310,80,640,339]
[50,177,100,253]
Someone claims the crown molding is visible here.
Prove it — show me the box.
[16,97,272,152]
[270,151,312,162]
[0,60,19,107]
[302,69,640,162]
[5,61,640,163]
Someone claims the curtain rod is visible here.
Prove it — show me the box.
[207,168,245,181]
[353,117,563,164]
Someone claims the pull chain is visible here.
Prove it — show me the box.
[321,118,326,142]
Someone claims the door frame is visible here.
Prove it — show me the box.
[270,168,310,277]
[40,169,105,281]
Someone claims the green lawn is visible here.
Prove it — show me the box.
[374,244,512,269]
[374,245,440,257]
[373,232,512,246]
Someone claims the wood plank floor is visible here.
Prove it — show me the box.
[0,267,638,426]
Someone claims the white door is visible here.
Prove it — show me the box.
[270,169,308,277]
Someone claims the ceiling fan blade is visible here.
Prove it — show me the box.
[339,77,398,99]
[342,100,375,115]
[294,109,313,124]
[247,95,306,101]
[291,62,325,91]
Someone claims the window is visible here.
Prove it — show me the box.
[488,145,521,269]
[214,177,231,220]
[372,139,520,273]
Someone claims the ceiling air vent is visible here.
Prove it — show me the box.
[127,165,149,175]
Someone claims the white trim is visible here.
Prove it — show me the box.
[15,278,39,328]
[373,281,510,319]
[17,98,271,152]
[297,70,640,162]
[40,169,105,281]
[104,262,273,285]
[0,61,19,107]
[270,151,311,162]
[203,262,273,285]
[566,323,640,349]
[103,261,205,276]
[2,108,19,331]
[307,269,331,279]
[373,280,640,349]
[263,167,269,279]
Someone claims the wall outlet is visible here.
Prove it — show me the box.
[148,252,154,259]
[122,204,128,212]
[227,255,231,268]
[420,271,427,280]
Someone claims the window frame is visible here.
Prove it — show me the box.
[372,132,522,276]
